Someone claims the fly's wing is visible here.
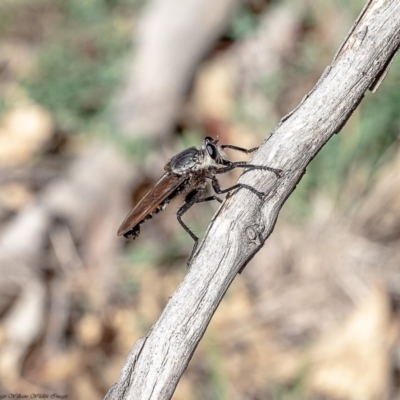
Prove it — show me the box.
[117,173,185,237]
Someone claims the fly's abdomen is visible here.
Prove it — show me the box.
[122,199,170,239]
[123,225,140,240]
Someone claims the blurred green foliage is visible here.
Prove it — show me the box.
[198,333,229,400]
[1,0,138,132]
[228,6,259,40]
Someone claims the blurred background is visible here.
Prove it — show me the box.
[0,0,400,399]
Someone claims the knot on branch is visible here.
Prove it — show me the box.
[245,223,264,246]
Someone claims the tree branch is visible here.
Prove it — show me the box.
[106,0,400,398]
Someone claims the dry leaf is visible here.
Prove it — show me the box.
[0,183,33,211]
[309,285,398,400]
[76,314,103,347]
[192,55,236,121]
[0,105,53,166]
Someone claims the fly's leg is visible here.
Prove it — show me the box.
[211,176,265,199]
[177,191,201,244]
[216,161,282,178]
[195,195,223,204]
[244,163,282,178]
[177,189,221,266]
[220,144,258,154]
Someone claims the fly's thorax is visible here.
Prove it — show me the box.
[167,147,200,174]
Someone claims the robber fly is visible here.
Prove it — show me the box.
[117,136,281,261]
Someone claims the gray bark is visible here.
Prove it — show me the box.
[106,0,400,398]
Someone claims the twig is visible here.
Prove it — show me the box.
[108,1,400,398]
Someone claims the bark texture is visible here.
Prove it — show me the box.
[106,0,400,398]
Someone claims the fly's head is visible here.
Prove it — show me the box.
[197,136,228,170]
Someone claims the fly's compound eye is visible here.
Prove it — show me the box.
[205,136,213,142]
[206,143,218,159]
